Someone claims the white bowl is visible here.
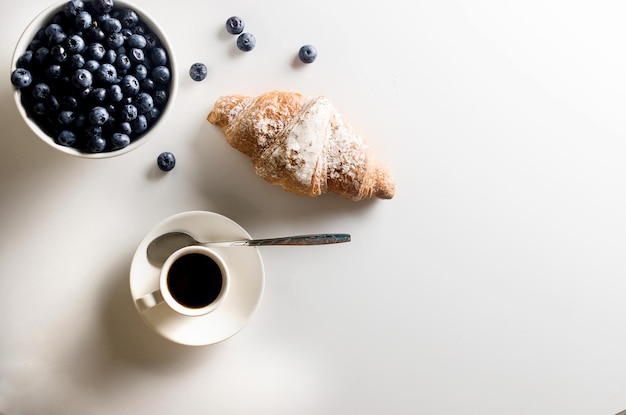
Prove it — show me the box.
[11,0,178,159]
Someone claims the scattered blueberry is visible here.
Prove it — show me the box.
[298,45,317,64]
[11,0,174,154]
[157,151,175,171]
[189,63,207,81]
[225,16,244,35]
[11,68,32,88]
[236,32,256,52]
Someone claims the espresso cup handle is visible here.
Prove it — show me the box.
[136,290,164,311]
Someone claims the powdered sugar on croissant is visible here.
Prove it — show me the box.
[207,91,395,201]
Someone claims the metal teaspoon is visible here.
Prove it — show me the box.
[147,231,351,266]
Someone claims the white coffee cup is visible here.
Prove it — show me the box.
[137,245,230,317]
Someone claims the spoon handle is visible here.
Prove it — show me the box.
[206,233,351,247]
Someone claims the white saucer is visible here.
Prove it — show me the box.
[130,211,265,346]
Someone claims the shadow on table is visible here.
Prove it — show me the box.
[63,252,224,393]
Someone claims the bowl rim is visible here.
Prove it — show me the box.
[11,0,178,159]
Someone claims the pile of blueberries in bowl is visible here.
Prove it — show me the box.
[10,0,176,158]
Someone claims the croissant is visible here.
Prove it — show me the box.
[206,91,395,201]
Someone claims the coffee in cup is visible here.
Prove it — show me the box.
[137,245,229,317]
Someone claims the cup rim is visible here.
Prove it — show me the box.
[11,0,178,159]
[159,245,230,317]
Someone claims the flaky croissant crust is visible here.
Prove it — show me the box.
[207,91,395,201]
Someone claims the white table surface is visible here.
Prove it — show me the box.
[2,0,626,414]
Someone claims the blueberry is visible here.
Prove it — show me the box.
[135,92,153,113]
[64,0,84,18]
[17,50,33,67]
[119,9,138,27]
[75,11,92,31]
[85,26,105,43]
[58,110,75,126]
[87,43,106,60]
[106,32,124,49]
[45,64,62,79]
[236,33,256,52]
[34,47,50,64]
[225,16,244,35]
[70,54,85,69]
[298,45,317,64]
[120,104,137,121]
[11,68,32,88]
[157,151,175,171]
[151,66,170,84]
[109,84,123,102]
[32,83,50,100]
[45,23,64,37]
[50,45,68,63]
[48,30,67,46]
[189,62,207,81]
[65,34,86,53]
[133,64,148,80]
[149,47,167,65]
[154,89,167,105]
[87,135,106,152]
[84,59,100,72]
[46,95,60,112]
[146,107,160,122]
[121,74,140,95]
[131,114,148,133]
[57,130,77,146]
[129,48,144,64]
[89,87,107,104]
[117,122,131,136]
[93,0,114,14]
[62,95,78,109]
[143,33,157,49]
[97,63,118,83]
[72,68,93,88]
[140,78,154,92]
[102,48,117,64]
[115,54,131,72]
[111,132,130,149]
[127,34,146,48]
[101,18,122,34]
[33,102,47,115]
[89,106,109,126]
